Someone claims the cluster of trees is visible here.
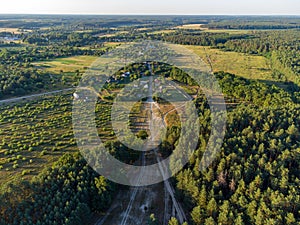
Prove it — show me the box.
[0,153,116,225]
[0,65,49,98]
[148,214,188,225]
[215,72,296,106]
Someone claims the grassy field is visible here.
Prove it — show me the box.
[175,24,206,30]
[149,29,176,34]
[98,31,129,38]
[202,29,255,34]
[105,42,124,47]
[33,55,99,73]
[185,45,273,80]
[0,27,32,34]
[173,24,262,34]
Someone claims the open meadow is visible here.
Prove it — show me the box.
[185,45,274,80]
[33,55,99,73]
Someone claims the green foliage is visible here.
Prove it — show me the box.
[171,73,299,225]
[168,217,179,225]
[148,214,159,225]
[137,130,149,140]
[215,71,294,106]
[0,153,115,225]
[161,31,248,46]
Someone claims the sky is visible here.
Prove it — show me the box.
[0,0,299,15]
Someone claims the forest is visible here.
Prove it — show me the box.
[172,72,299,225]
[0,153,116,225]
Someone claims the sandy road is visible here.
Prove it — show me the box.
[120,152,146,225]
[148,63,187,224]
[0,88,74,105]
[95,62,188,225]
[119,64,154,225]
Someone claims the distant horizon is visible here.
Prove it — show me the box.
[1,0,299,16]
[0,13,299,17]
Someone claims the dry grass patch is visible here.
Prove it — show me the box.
[185,45,273,80]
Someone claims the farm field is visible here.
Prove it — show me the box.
[0,27,32,34]
[175,24,206,30]
[202,29,256,34]
[174,24,256,34]
[33,55,99,73]
[149,29,176,34]
[185,45,274,80]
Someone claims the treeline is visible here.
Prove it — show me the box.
[159,32,250,46]
[205,24,300,30]
[0,15,182,32]
[21,32,101,47]
[0,153,116,225]
[219,30,299,55]
[0,41,19,48]
[201,17,300,30]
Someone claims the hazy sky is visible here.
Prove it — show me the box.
[0,0,299,15]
